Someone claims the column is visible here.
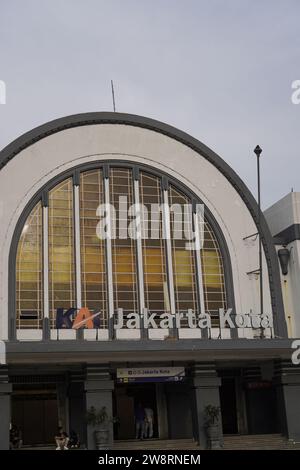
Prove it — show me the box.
[57,382,68,431]
[156,383,168,439]
[275,360,300,441]
[0,367,12,450]
[85,365,114,449]
[191,362,222,449]
[68,371,86,447]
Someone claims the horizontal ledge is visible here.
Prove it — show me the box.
[5,338,295,356]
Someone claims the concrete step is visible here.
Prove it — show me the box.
[21,435,300,451]
[22,438,199,451]
[113,438,199,450]
[223,434,300,450]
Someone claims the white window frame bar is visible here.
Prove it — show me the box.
[193,210,206,314]
[162,188,176,316]
[104,176,114,322]
[74,183,82,310]
[134,178,145,314]
[42,205,49,319]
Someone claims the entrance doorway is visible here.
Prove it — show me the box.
[12,388,59,445]
[246,386,279,434]
[220,377,238,434]
[114,383,158,440]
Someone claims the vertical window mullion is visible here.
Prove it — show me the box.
[42,197,49,329]
[104,171,114,332]
[162,185,176,317]
[74,183,82,310]
[133,174,145,315]
[194,210,205,315]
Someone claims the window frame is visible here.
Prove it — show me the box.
[9,161,235,339]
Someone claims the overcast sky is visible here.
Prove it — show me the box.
[0,0,299,208]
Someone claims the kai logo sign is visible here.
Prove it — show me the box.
[56,307,101,329]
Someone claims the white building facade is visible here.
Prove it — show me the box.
[0,113,298,449]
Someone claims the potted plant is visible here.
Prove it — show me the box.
[86,406,111,450]
[203,404,222,449]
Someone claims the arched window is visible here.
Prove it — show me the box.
[16,203,43,329]
[15,164,227,332]
[49,178,76,325]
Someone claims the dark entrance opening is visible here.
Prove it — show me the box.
[12,388,58,445]
[220,377,238,434]
[246,385,279,434]
[114,383,158,440]
[165,382,193,439]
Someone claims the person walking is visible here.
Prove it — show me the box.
[134,402,145,440]
[144,406,154,439]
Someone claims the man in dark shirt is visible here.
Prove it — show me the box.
[134,403,145,439]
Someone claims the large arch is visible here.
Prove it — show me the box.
[0,112,287,337]
[9,160,234,338]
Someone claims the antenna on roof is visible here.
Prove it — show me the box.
[111,80,116,112]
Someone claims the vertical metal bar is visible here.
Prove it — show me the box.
[194,211,205,315]
[254,145,264,338]
[42,198,50,340]
[43,205,49,319]
[134,176,147,339]
[193,209,208,339]
[257,156,264,317]
[111,80,116,112]
[104,175,114,336]
[74,184,82,310]
[162,189,176,317]
[134,178,145,314]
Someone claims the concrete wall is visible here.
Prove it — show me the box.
[265,192,300,337]
[264,192,300,235]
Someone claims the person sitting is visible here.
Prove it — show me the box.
[55,427,69,450]
[10,424,22,449]
[68,430,80,448]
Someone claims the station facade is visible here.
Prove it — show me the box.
[0,113,299,449]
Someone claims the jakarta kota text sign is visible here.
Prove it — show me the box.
[117,367,185,383]
[55,307,273,330]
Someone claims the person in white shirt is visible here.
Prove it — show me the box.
[144,407,154,439]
